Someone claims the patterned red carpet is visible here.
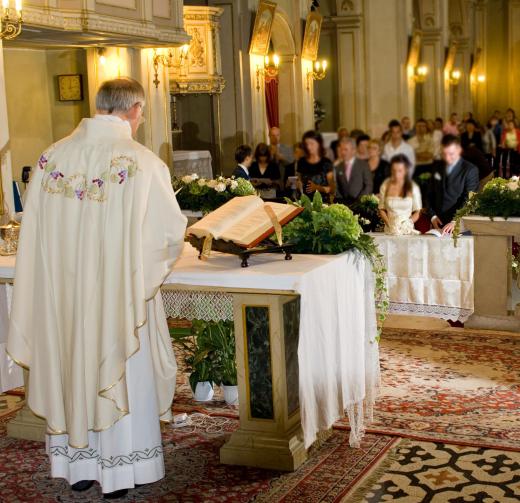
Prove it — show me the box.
[0,412,396,502]
[173,328,520,451]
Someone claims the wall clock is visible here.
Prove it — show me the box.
[57,74,83,101]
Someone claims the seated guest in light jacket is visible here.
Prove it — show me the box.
[334,137,373,205]
[232,145,253,180]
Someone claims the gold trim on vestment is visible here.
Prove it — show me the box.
[7,246,180,448]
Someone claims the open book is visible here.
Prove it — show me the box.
[187,195,303,248]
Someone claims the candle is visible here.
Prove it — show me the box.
[2,0,9,13]
[15,0,21,14]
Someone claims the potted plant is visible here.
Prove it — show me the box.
[171,323,216,402]
[210,320,238,406]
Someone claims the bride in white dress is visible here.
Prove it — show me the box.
[378,153,422,235]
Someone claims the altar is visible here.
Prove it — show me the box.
[372,234,474,322]
[0,245,379,472]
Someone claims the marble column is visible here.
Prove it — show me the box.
[330,0,412,136]
[220,293,307,471]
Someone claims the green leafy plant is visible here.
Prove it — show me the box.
[170,319,236,391]
[350,194,384,232]
[282,192,389,339]
[453,176,520,243]
[172,174,256,214]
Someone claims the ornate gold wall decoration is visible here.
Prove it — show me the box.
[169,6,225,96]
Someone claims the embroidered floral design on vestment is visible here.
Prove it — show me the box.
[41,155,138,202]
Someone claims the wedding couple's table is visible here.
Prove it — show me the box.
[0,245,379,472]
[370,233,474,322]
[172,150,212,179]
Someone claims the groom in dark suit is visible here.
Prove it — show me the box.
[426,134,479,235]
[334,138,373,205]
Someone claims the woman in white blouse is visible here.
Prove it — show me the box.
[378,154,422,235]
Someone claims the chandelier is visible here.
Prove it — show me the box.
[1,0,23,40]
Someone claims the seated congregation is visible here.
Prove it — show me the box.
[232,109,519,236]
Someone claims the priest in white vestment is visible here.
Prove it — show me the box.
[7,78,187,499]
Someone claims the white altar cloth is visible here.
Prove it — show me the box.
[371,234,474,322]
[164,245,379,449]
[0,246,379,450]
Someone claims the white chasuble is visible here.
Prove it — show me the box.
[7,116,187,490]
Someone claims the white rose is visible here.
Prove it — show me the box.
[191,173,199,181]
[507,181,519,191]
[207,179,217,188]
[230,180,238,190]
[511,176,519,182]
[181,175,193,184]
[198,178,206,186]
[215,182,226,192]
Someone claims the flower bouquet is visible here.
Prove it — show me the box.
[454,176,520,238]
[172,174,256,214]
[349,194,384,232]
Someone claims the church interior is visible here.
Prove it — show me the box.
[0,0,519,501]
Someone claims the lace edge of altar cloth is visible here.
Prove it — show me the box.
[162,290,234,322]
[388,301,473,323]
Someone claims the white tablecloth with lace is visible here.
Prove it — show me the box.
[371,234,474,322]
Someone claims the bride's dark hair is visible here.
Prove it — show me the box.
[389,154,412,198]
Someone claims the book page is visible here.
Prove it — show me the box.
[221,202,298,246]
[188,195,263,240]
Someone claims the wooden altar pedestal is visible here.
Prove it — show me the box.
[462,216,520,331]
[220,293,307,471]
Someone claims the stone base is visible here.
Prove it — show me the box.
[6,404,46,443]
[465,314,520,333]
[220,424,307,471]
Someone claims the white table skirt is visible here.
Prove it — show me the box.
[371,233,474,322]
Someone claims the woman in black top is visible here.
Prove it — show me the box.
[367,139,390,194]
[297,130,334,199]
[249,143,282,194]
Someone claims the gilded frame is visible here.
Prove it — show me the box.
[301,10,323,61]
[249,0,277,56]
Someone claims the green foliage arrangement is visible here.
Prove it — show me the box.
[350,194,384,232]
[170,319,236,391]
[453,176,520,240]
[172,174,256,214]
[282,192,389,339]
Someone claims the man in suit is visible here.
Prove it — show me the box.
[426,134,479,235]
[334,137,373,205]
[330,127,349,160]
[232,144,253,180]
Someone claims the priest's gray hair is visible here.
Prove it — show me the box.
[95,78,145,114]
